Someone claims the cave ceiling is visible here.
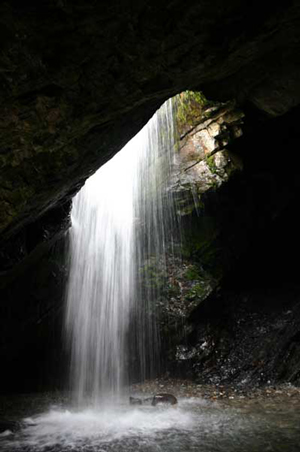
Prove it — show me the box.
[0,0,300,243]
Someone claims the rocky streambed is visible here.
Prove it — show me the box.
[130,377,300,406]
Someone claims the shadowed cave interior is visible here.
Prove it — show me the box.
[1,2,300,450]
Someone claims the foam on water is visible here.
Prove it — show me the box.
[0,430,13,437]
[3,402,196,451]
[2,395,300,452]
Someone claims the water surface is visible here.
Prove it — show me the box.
[1,392,299,451]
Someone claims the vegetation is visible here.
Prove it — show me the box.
[139,257,167,292]
[206,155,217,173]
[175,91,210,134]
[184,265,201,281]
[185,283,206,300]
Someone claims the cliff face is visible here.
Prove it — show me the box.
[161,101,300,387]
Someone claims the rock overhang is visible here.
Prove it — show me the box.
[0,0,299,247]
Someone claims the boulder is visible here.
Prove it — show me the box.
[129,393,178,406]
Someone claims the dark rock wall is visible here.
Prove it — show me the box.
[0,236,69,392]
[170,105,300,386]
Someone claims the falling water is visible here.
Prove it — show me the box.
[4,99,300,452]
[65,99,178,405]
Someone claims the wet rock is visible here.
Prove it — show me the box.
[151,393,178,406]
[173,100,244,209]
[129,396,142,406]
[129,393,178,406]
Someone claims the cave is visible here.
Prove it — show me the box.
[1,1,300,450]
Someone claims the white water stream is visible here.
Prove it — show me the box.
[65,99,177,405]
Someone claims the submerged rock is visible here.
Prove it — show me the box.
[151,393,178,406]
[129,393,178,406]
[129,396,143,406]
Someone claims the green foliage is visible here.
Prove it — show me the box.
[185,283,206,300]
[184,265,201,281]
[139,258,166,291]
[206,155,217,173]
[176,90,210,134]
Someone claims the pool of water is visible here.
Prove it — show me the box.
[1,393,299,451]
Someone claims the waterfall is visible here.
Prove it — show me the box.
[65,99,178,405]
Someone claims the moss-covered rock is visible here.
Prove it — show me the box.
[172,100,244,221]
[175,91,211,136]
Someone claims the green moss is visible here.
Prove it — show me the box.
[175,91,210,134]
[206,155,217,173]
[139,258,167,291]
[208,180,219,190]
[184,265,201,280]
[185,283,206,300]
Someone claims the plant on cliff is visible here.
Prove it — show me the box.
[175,91,210,135]
[206,155,217,174]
